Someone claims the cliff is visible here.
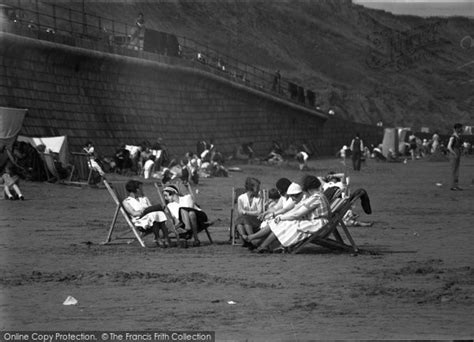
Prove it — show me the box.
[66,0,474,132]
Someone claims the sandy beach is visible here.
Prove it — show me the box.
[1,156,473,340]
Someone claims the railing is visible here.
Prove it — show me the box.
[0,1,322,113]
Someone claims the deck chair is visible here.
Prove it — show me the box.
[69,152,94,185]
[102,179,146,247]
[40,152,61,182]
[229,187,246,245]
[323,186,343,203]
[154,181,215,245]
[290,188,372,254]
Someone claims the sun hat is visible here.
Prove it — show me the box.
[286,182,302,195]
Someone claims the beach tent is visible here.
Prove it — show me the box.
[0,106,28,150]
[381,128,398,157]
[17,135,69,166]
[381,127,413,157]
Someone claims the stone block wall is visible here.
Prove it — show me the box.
[0,32,382,159]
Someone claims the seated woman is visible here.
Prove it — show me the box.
[248,181,303,249]
[245,175,330,253]
[122,180,169,248]
[163,185,208,247]
[234,177,263,247]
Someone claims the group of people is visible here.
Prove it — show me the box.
[337,123,469,191]
[83,138,230,186]
[118,161,376,251]
[237,140,313,171]
[121,180,209,248]
[232,172,367,253]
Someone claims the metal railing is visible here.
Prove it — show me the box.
[1,1,322,112]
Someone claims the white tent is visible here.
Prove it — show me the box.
[381,127,411,157]
[17,135,69,166]
[0,106,28,150]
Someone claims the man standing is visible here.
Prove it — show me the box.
[447,123,463,191]
[350,133,364,171]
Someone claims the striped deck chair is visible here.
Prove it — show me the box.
[68,152,94,185]
[290,188,372,254]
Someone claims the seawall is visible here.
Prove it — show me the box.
[0,31,382,158]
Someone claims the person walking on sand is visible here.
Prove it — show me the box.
[447,123,464,191]
[350,133,364,171]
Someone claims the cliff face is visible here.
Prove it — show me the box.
[69,0,472,132]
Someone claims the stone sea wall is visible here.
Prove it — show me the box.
[0,32,382,159]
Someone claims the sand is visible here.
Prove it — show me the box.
[1,156,473,340]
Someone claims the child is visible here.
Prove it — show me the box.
[337,145,348,166]
[2,163,24,200]
[265,188,281,212]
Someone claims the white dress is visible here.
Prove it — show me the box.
[269,193,329,247]
[123,196,167,229]
[237,193,263,215]
[260,196,295,230]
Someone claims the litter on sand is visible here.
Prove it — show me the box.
[63,296,78,305]
[227,301,237,305]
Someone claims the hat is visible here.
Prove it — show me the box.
[286,182,302,195]
[163,185,179,195]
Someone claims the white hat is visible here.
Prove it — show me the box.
[286,182,303,195]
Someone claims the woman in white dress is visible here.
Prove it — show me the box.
[234,177,263,247]
[245,175,330,253]
[122,180,169,247]
[163,185,208,247]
